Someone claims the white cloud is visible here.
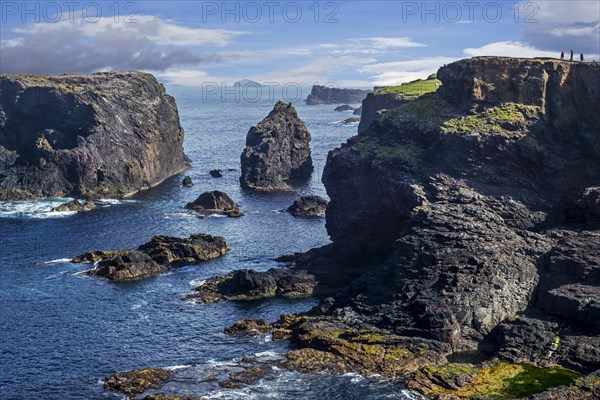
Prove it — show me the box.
[549,23,600,38]
[1,15,252,74]
[359,57,455,86]
[462,41,557,58]
[350,37,426,49]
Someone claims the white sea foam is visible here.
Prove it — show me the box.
[0,198,74,218]
[40,258,72,264]
[189,279,206,286]
[164,364,191,371]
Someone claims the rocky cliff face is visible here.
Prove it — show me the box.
[240,101,313,190]
[314,57,599,346]
[305,85,371,105]
[0,72,189,199]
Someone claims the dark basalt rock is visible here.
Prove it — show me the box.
[353,106,363,116]
[225,318,272,335]
[189,268,317,303]
[209,169,222,178]
[341,117,360,125]
[85,250,166,281]
[240,101,313,190]
[184,190,243,217]
[104,368,174,394]
[138,234,229,266]
[306,85,370,105]
[0,72,189,200]
[75,234,228,281]
[50,199,94,212]
[334,104,356,112]
[287,195,328,217]
[182,176,193,187]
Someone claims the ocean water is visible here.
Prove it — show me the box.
[0,87,414,399]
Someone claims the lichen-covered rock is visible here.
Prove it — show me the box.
[138,234,229,266]
[0,72,189,199]
[104,368,174,394]
[287,195,328,217]
[225,318,272,335]
[50,199,94,212]
[86,250,166,281]
[184,191,242,217]
[240,101,313,190]
[189,268,316,303]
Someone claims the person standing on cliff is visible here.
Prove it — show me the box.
[560,50,564,60]
[570,50,574,61]
[580,53,584,62]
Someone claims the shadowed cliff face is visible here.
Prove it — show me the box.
[0,72,189,199]
[302,57,600,353]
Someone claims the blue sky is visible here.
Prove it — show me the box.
[1,1,599,87]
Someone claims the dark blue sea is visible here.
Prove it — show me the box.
[0,87,417,399]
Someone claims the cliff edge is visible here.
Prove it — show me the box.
[0,72,189,200]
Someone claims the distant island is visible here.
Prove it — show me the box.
[234,79,263,88]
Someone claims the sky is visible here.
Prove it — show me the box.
[1,1,599,87]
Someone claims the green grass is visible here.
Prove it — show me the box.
[374,78,442,99]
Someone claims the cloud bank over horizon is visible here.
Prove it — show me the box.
[1,1,598,87]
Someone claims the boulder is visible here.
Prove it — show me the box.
[50,199,94,212]
[86,250,166,281]
[341,117,360,125]
[209,169,223,178]
[287,195,328,217]
[0,72,189,200]
[240,101,313,190]
[184,190,243,217]
[138,234,229,266]
[182,176,193,187]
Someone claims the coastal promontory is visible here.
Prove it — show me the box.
[0,72,189,200]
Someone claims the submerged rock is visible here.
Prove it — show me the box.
[104,368,174,394]
[0,72,189,200]
[86,250,165,281]
[240,101,313,190]
[50,199,94,212]
[182,176,193,187]
[287,195,328,217]
[184,190,243,217]
[189,268,316,303]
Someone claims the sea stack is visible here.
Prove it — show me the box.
[0,72,189,200]
[240,101,313,190]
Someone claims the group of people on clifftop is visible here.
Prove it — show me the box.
[560,50,585,62]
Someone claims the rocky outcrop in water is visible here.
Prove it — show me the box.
[184,190,243,217]
[189,268,316,303]
[287,195,328,217]
[74,234,228,281]
[334,105,356,112]
[240,101,313,190]
[50,199,94,212]
[204,57,600,398]
[305,85,370,105]
[182,176,193,187]
[104,368,174,394]
[0,72,189,200]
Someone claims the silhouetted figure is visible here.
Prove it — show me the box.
[580,53,584,62]
[560,50,564,60]
[570,50,574,61]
